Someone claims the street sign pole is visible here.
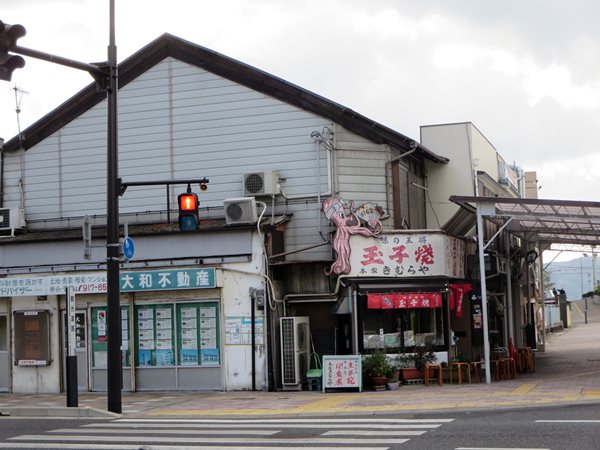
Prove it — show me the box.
[106,0,122,414]
[65,287,78,407]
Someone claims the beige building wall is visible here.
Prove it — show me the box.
[421,122,500,229]
[524,171,539,198]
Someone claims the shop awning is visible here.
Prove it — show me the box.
[367,292,442,309]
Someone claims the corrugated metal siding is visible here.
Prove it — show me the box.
[334,125,389,206]
[4,57,341,262]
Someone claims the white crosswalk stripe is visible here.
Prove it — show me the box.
[5,416,455,449]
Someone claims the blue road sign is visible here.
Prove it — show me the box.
[122,237,135,260]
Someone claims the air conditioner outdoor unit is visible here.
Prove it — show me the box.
[243,171,280,196]
[484,253,507,275]
[223,197,258,225]
[0,208,25,232]
[280,316,310,390]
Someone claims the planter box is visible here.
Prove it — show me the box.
[400,368,423,383]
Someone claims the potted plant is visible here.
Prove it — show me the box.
[362,350,393,389]
[386,361,401,390]
[397,347,438,383]
[395,352,419,383]
[414,346,437,371]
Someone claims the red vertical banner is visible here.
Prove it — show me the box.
[450,283,473,318]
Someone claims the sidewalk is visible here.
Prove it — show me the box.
[2,300,600,419]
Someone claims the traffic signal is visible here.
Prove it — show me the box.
[178,187,199,231]
[0,21,26,82]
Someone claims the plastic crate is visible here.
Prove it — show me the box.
[307,376,322,391]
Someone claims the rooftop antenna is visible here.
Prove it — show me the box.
[13,85,28,145]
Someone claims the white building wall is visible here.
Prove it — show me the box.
[221,233,267,390]
[3,57,341,262]
[2,57,411,265]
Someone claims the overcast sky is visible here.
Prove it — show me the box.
[2,1,599,227]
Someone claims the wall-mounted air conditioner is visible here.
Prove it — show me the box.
[280,316,310,390]
[243,171,280,196]
[467,253,508,278]
[223,197,258,225]
[485,253,507,275]
[0,208,25,232]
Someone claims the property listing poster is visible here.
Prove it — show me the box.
[91,306,130,368]
[177,302,220,366]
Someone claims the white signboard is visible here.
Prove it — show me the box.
[348,232,465,278]
[322,355,362,392]
[66,287,76,357]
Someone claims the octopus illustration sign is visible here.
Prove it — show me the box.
[321,198,384,275]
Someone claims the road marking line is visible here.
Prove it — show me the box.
[51,428,279,435]
[0,445,384,450]
[11,434,408,445]
[322,430,426,436]
[87,422,440,429]
[456,448,549,450]
[536,419,600,423]
[116,417,454,423]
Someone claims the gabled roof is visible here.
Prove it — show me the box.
[3,34,447,163]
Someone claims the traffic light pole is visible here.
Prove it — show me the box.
[1,0,122,414]
[106,0,121,414]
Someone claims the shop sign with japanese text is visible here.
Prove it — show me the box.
[322,355,362,392]
[348,232,465,278]
[0,268,217,297]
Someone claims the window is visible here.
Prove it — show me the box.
[361,296,446,352]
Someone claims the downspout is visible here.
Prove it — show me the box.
[352,287,359,354]
[251,290,256,391]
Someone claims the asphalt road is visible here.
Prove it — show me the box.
[0,403,598,449]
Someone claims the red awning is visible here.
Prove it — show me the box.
[367,292,442,309]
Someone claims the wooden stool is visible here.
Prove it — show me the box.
[450,362,471,384]
[518,347,535,373]
[424,363,443,386]
[469,361,484,383]
[502,357,517,379]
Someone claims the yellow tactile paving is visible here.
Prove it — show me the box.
[510,382,537,395]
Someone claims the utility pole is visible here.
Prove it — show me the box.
[1,0,122,413]
[106,0,121,414]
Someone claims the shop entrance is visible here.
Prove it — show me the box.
[0,314,8,392]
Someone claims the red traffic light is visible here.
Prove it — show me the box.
[178,193,198,211]
[177,191,199,232]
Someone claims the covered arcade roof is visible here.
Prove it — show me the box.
[449,195,600,247]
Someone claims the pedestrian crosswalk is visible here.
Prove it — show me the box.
[0,416,455,449]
